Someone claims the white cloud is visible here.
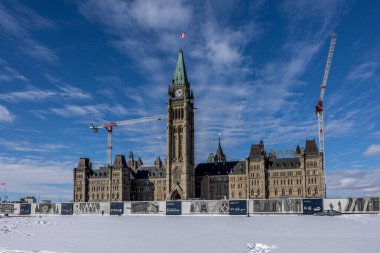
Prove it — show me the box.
[363,144,380,157]
[0,138,68,153]
[0,2,57,62]
[131,0,191,30]
[0,156,73,201]
[327,168,380,197]
[0,59,29,83]
[0,105,15,122]
[348,62,379,82]
[0,86,91,103]
[50,103,130,119]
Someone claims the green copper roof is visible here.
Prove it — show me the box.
[173,49,188,85]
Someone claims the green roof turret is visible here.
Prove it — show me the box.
[172,49,188,85]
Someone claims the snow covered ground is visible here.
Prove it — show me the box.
[0,214,379,253]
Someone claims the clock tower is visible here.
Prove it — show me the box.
[166,49,195,200]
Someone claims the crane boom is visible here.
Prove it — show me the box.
[316,33,337,114]
[90,115,166,166]
[315,33,337,198]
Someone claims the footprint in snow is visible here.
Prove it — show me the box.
[244,242,277,253]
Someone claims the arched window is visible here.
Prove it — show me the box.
[173,167,181,184]
[274,189,278,196]
[314,187,318,195]
[289,188,292,196]
[307,187,311,195]
[282,188,285,196]
[251,189,254,197]
[239,192,242,198]
[298,188,302,195]
[257,188,260,196]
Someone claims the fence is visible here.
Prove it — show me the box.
[1,197,379,216]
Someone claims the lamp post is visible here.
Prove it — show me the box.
[246,157,250,217]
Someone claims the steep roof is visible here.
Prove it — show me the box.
[305,139,319,156]
[76,158,91,170]
[172,49,188,85]
[132,165,166,179]
[214,138,227,162]
[268,157,302,170]
[195,161,246,176]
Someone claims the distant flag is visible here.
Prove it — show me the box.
[0,182,5,186]
[180,32,186,40]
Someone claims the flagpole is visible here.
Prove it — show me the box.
[4,181,7,202]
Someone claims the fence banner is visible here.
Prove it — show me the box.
[182,200,229,215]
[251,199,303,214]
[166,201,181,215]
[324,198,380,213]
[0,203,14,214]
[74,202,110,215]
[131,201,164,214]
[229,200,247,215]
[35,203,59,214]
[110,202,124,215]
[303,199,323,214]
[20,203,31,215]
[61,203,73,215]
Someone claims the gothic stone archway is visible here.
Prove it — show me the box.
[171,190,182,200]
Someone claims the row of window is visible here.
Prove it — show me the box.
[306,161,318,167]
[271,178,302,186]
[250,164,262,170]
[270,171,303,177]
[90,192,120,201]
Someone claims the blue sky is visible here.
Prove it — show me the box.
[1,0,380,201]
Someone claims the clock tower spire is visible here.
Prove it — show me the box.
[166,49,195,200]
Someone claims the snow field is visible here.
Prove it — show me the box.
[0,215,379,253]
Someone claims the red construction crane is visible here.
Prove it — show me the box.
[315,33,337,197]
[90,115,165,166]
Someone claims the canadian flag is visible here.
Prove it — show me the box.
[180,32,186,40]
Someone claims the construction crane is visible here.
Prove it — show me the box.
[315,33,337,197]
[90,115,165,166]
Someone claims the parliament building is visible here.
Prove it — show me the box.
[73,50,325,202]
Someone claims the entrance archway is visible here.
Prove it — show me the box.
[171,190,182,200]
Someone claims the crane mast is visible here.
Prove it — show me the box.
[315,33,337,198]
[90,115,165,166]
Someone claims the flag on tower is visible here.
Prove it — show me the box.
[180,32,186,40]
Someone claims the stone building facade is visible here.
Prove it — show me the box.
[73,50,325,202]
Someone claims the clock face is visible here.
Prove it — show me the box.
[175,88,183,97]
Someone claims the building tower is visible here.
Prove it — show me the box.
[165,49,195,200]
[73,158,92,202]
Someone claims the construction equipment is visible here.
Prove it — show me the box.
[315,33,337,197]
[90,115,165,166]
